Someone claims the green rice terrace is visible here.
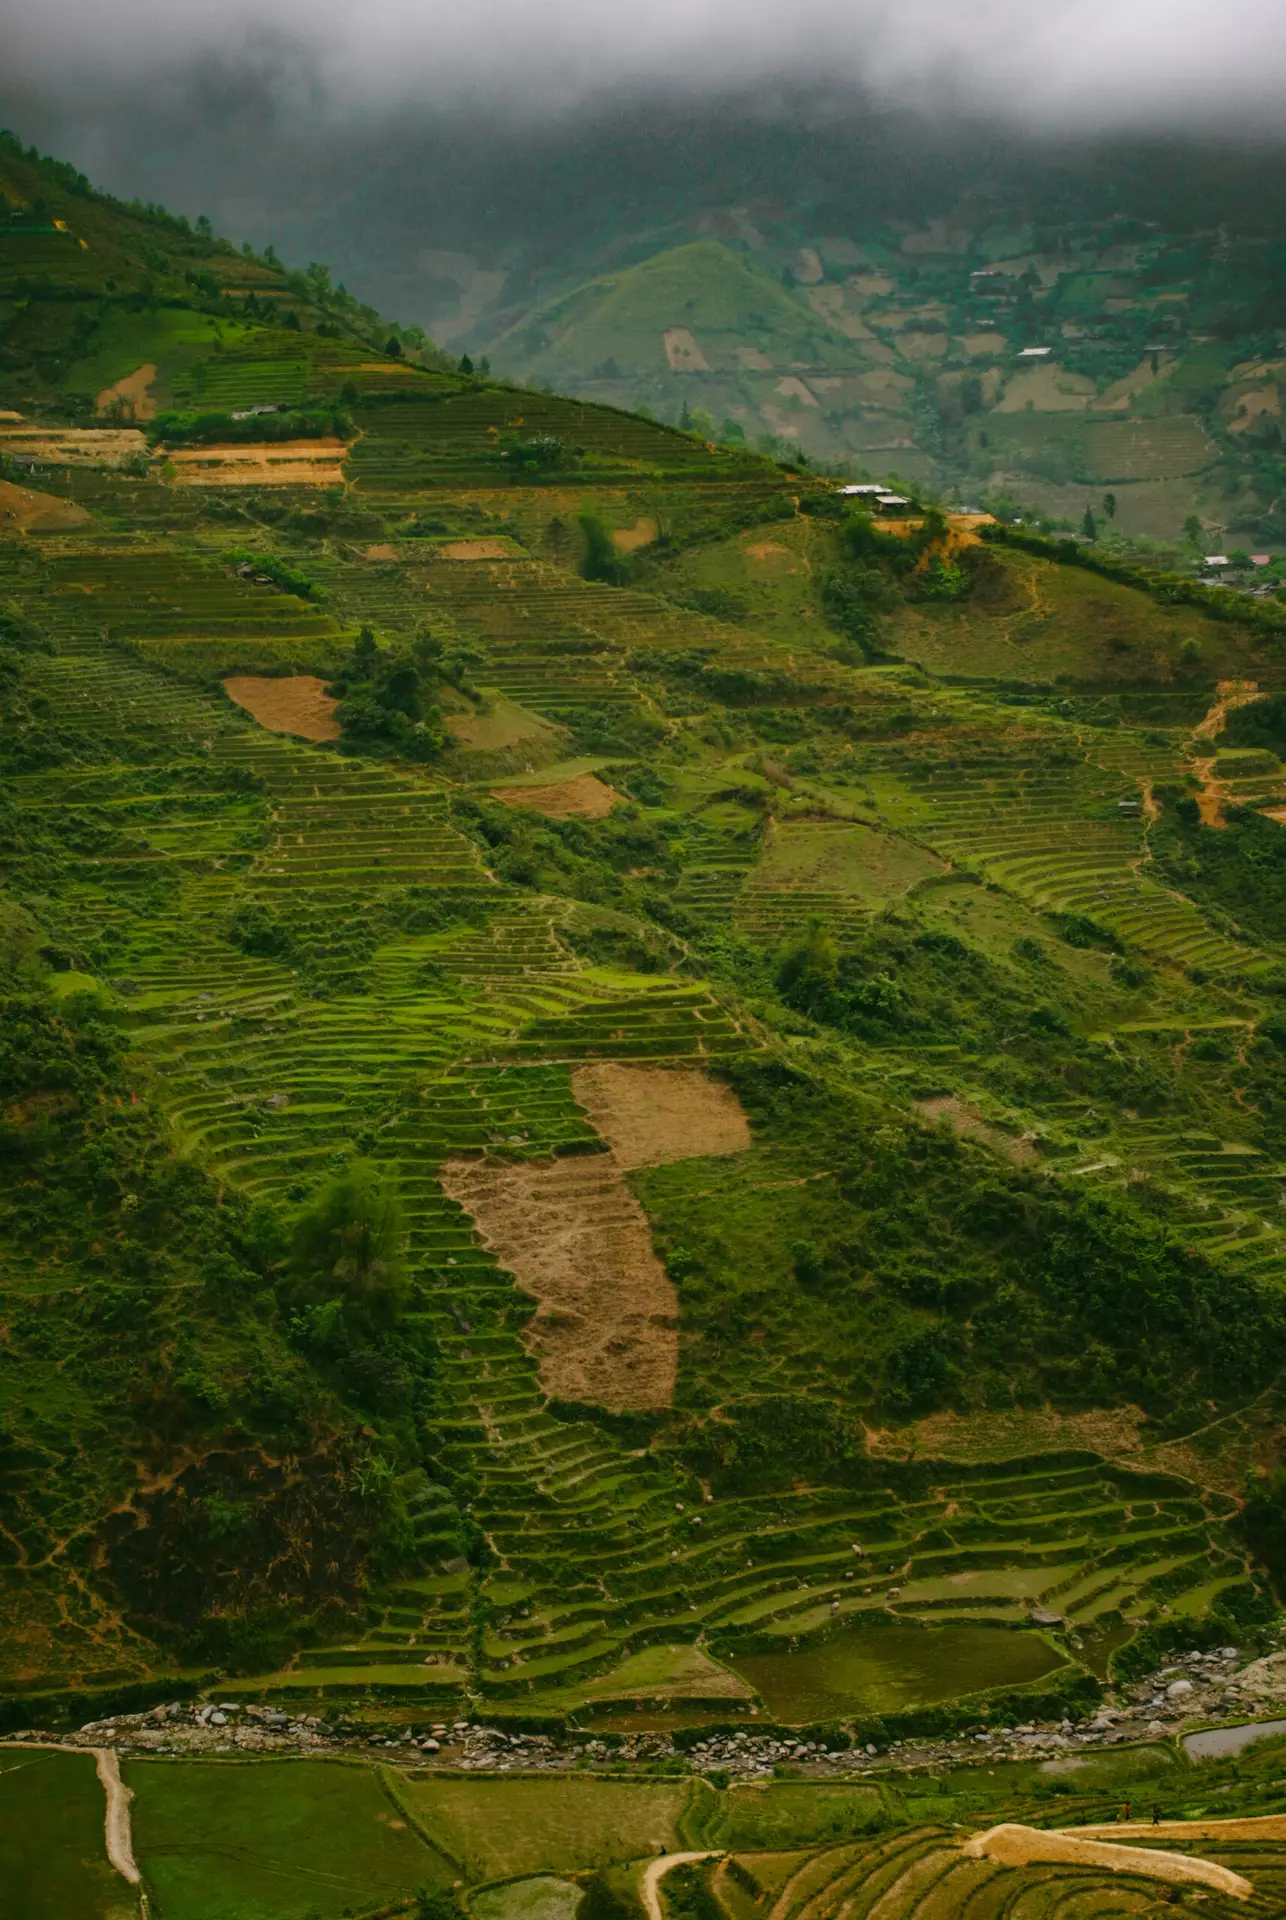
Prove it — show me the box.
[10,131,1286,1919]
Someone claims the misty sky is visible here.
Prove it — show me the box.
[8,0,1286,133]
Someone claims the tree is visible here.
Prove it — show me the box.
[578,511,626,585]
[1081,504,1098,542]
[1102,492,1117,521]
[1183,515,1204,546]
[459,354,474,375]
[290,1163,407,1324]
[776,918,838,1016]
[384,335,403,359]
[416,1890,463,1920]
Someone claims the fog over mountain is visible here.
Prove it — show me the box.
[5,1,1286,335]
[8,0,1286,128]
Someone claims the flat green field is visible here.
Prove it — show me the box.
[0,1748,133,1920]
[126,1758,449,1920]
[726,1624,1069,1723]
[396,1775,695,1879]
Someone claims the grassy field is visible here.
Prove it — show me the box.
[126,1758,451,1920]
[0,1748,134,1920]
[396,1776,696,1878]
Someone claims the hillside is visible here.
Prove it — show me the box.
[456,211,1286,549]
[7,138,1286,1919]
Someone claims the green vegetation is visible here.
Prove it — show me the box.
[7,135,1286,1773]
[0,1748,132,1920]
[126,1757,452,1920]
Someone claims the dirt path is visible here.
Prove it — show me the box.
[1192,679,1263,742]
[641,1851,720,1920]
[1071,1813,1286,1843]
[963,1822,1251,1899]
[93,1746,141,1885]
[1187,681,1265,829]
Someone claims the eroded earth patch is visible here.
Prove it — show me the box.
[571,1064,751,1168]
[223,674,341,742]
[439,1151,678,1411]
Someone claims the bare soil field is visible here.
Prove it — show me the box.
[362,543,401,561]
[1227,384,1282,435]
[735,345,776,369]
[491,774,621,818]
[439,1153,678,1411]
[96,363,157,421]
[571,1065,752,1169]
[612,517,657,553]
[222,674,340,742]
[438,539,514,559]
[0,479,92,532]
[993,366,1097,413]
[958,331,1009,357]
[806,287,873,340]
[662,329,710,373]
[0,425,147,467]
[169,439,347,486]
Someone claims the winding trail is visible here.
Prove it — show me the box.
[92,1747,141,1885]
[641,1852,721,1920]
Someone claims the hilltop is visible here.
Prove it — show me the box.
[4,134,1286,1786]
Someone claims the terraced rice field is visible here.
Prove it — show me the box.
[738,1821,1286,1919]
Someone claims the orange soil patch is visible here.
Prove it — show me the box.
[963,1824,1250,1899]
[945,512,996,549]
[437,539,513,559]
[168,439,347,487]
[490,774,621,819]
[1192,679,1262,741]
[612,517,657,553]
[571,1065,752,1170]
[735,345,775,369]
[662,328,710,372]
[96,363,157,421]
[0,425,147,467]
[744,540,803,575]
[916,1095,1038,1164]
[439,1153,678,1411]
[222,674,340,742]
[362,543,400,561]
[0,479,91,533]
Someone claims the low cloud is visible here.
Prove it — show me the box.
[7,0,1286,135]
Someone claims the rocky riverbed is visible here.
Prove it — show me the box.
[8,1643,1286,1778]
